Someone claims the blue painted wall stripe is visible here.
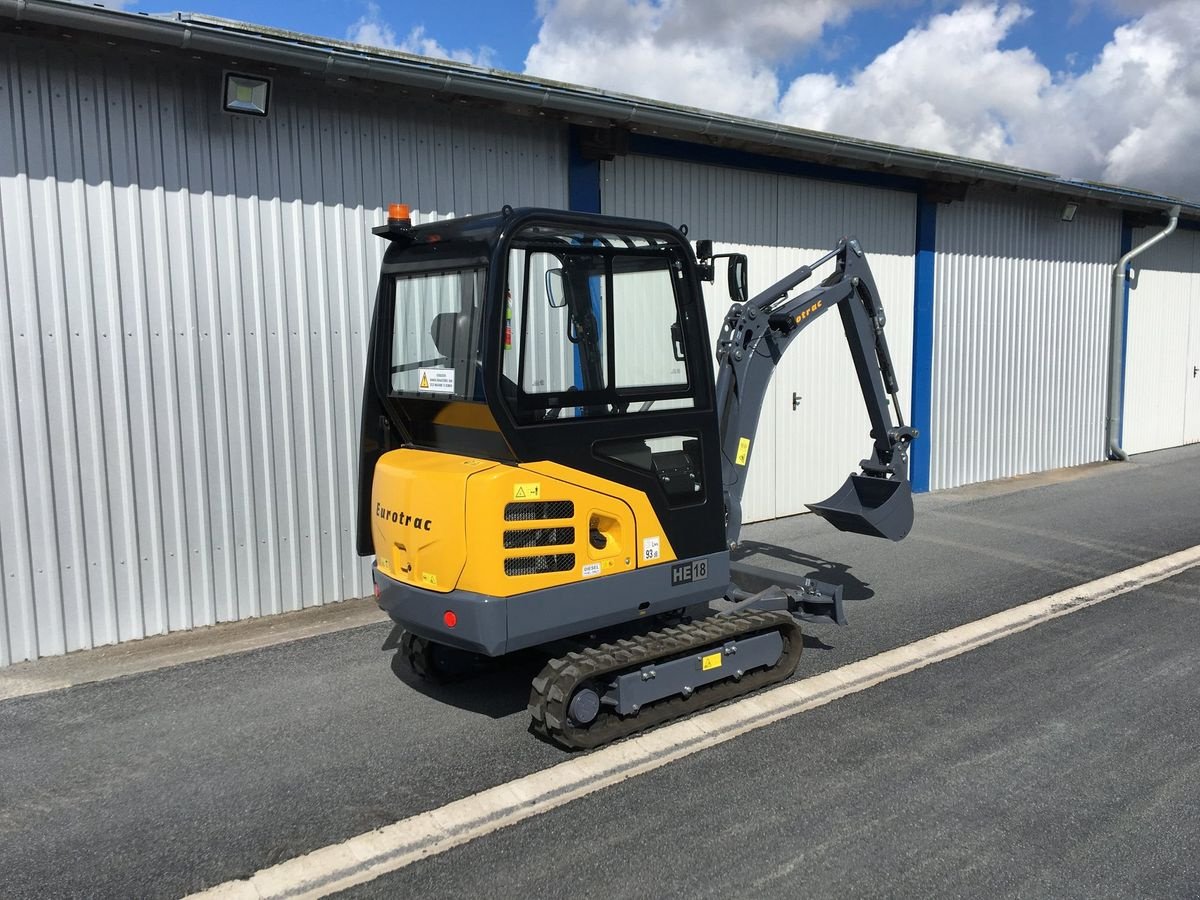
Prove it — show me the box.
[567,127,601,391]
[567,127,602,213]
[909,197,937,493]
[1117,216,1134,446]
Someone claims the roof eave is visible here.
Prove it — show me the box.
[2,0,1196,220]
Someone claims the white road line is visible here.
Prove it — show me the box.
[189,545,1200,900]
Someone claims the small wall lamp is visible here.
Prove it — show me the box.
[223,73,271,117]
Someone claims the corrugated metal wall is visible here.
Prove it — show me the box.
[601,155,916,523]
[1122,228,1200,454]
[928,193,1120,490]
[0,34,567,665]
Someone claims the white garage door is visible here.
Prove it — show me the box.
[602,155,916,523]
[1123,229,1200,454]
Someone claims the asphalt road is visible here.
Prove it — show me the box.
[2,445,1199,898]
[345,567,1200,900]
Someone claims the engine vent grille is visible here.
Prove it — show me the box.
[504,553,575,577]
[503,527,575,549]
[504,500,574,522]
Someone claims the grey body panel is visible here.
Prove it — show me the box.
[375,572,510,656]
[374,551,731,657]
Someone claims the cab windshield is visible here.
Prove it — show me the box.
[502,225,695,422]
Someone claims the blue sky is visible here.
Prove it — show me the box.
[168,0,1129,80]
[111,1,1199,201]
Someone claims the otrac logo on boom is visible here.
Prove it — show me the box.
[375,503,434,532]
[793,299,823,326]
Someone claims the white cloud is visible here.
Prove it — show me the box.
[347,4,496,68]
[524,0,880,120]
[524,0,1200,202]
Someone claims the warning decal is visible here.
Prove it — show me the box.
[735,437,751,466]
[513,483,542,500]
[417,368,455,394]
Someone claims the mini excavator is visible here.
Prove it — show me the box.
[358,205,916,749]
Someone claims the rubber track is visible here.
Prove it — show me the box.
[528,610,803,750]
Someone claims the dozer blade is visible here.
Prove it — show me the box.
[806,473,913,541]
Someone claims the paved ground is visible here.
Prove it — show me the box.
[346,568,1200,900]
[2,445,1199,898]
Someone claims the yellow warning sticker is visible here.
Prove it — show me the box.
[419,372,429,389]
[421,572,438,587]
[735,437,751,466]
[701,651,723,671]
[513,483,542,500]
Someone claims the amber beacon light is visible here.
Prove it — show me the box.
[388,203,412,226]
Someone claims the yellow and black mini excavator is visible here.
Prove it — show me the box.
[358,204,916,748]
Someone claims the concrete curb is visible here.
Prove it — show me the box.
[0,597,389,702]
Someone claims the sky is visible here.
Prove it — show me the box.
[102,0,1200,203]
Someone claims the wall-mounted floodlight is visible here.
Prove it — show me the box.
[1061,203,1078,222]
[223,73,271,117]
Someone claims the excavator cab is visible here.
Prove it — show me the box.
[358,206,729,567]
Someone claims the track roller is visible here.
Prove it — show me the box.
[528,610,803,750]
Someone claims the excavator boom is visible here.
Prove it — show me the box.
[706,238,917,545]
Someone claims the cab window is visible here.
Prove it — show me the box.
[503,226,694,422]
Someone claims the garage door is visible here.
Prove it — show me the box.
[1123,229,1200,454]
[602,155,916,523]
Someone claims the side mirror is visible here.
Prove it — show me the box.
[545,268,567,308]
[727,254,748,303]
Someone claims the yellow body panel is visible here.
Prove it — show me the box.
[371,451,678,598]
[371,449,496,593]
[521,461,677,567]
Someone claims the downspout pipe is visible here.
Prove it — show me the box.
[1106,204,1180,460]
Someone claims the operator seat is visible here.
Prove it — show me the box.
[429,310,473,366]
[430,308,489,401]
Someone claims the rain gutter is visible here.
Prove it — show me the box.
[3,0,1199,219]
[1105,205,1180,460]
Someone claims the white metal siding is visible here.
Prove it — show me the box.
[929,193,1119,490]
[602,155,915,523]
[0,36,567,665]
[1122,229,1200,454]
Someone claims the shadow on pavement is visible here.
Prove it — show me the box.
[802,632,835,651]
[733,540,876,604]
[382,625,544,719]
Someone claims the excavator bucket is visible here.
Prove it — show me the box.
[806,473,913,542]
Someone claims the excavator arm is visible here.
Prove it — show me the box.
[710,237,917,547]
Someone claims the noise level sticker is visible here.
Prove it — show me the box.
[642,536,661,561]
[513,483,541,500]
[417,368,455,394]
[735,437,751,466]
